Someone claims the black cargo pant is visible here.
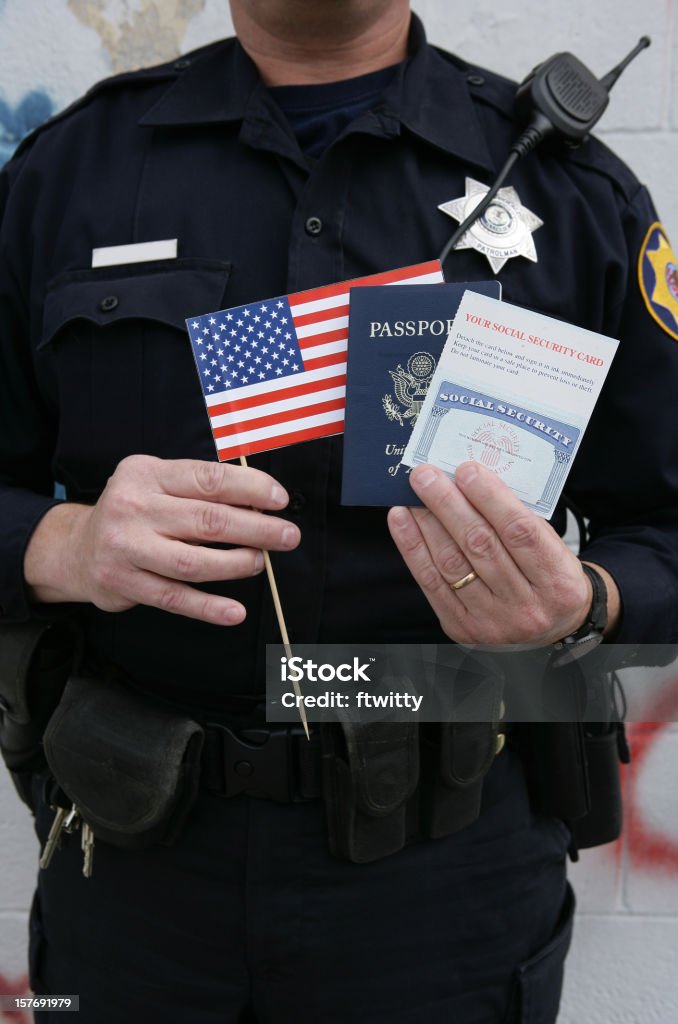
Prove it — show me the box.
[29,745,573,1024]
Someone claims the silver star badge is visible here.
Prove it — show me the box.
[439,177,543,274]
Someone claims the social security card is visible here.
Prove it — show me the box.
[403,292,619,518]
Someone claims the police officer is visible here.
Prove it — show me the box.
[1,1,678,1021]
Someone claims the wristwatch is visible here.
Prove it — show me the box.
[552,563,608,664]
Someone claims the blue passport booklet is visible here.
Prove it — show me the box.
[341,281,501,506]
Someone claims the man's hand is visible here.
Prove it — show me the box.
[24,455,300,626]
[387,461,619,646]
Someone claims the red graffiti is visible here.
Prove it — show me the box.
[611,677,678,873]
[0,972,32,1024]
[625,720,678,873]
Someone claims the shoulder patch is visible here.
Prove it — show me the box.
[638,223,678,342]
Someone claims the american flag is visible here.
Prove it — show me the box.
[186,260,444,461]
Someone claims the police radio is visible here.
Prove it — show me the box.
[439,36,651,269]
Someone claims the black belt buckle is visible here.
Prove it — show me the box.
[205,724,318,803]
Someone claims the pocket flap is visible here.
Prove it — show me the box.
[40,258,231,349]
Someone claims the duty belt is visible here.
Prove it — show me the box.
[200,721,508,806]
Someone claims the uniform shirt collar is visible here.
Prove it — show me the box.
[139,13,495,175]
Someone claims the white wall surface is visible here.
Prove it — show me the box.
[1,2,677,1021]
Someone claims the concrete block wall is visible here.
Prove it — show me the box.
[1,2,677,1021]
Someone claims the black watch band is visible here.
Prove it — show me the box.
[552,563,608,663]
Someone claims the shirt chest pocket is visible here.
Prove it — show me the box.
[37,259,231,499]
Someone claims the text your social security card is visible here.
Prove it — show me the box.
[403,292,619,518]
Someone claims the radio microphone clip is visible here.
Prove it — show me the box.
[440,36,651,270]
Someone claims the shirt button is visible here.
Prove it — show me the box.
[174,58,191,71]
[99,295,119,312]
[288,490,306,513]
[466,74,485,87]
[305,216,323,236]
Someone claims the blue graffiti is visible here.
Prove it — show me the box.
[0,90,55,165]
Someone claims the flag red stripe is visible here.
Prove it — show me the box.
[217,420,342,461]
[290,260,441,306]
[208,371,347,417]
[293,306,349,329]
[302,350,349,372]
[297,327,348,350]
[212,397,345,440]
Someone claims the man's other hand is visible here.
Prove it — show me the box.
[387,461,619,646]
[24,455,300,625]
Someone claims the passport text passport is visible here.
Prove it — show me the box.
[341,282,500,506]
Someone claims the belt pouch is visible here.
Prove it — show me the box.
[419,719,499,838]
[419,660,503,838]
[520,721,590,821]
[320,722,419,863]
[0,619,79,808]
[43,675,204,849]
[570,724,626,848]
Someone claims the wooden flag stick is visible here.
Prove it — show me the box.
[239,455,309,739]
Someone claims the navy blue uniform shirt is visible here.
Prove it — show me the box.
[1,16,678,710]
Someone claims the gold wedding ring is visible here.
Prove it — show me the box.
[450,570,479,591]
